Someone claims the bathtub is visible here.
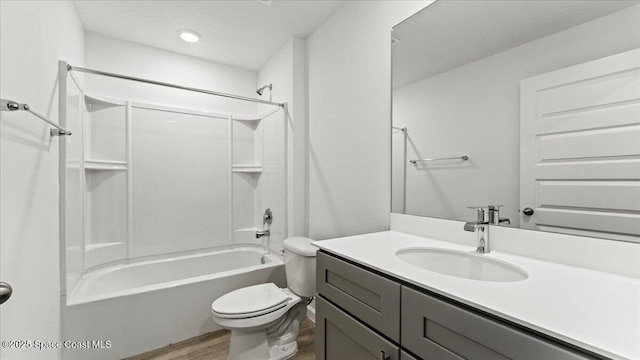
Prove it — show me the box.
[61,245,286,360]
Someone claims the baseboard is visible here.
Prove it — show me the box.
[306,303,316,322]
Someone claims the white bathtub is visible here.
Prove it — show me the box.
[62,245,286,360]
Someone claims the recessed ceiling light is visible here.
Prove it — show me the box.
[178,29,200,43]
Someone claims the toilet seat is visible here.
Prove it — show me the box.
[211,283,290,319]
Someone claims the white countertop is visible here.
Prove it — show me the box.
[313,231,640,360]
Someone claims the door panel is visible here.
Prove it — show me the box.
[520,48,640,241]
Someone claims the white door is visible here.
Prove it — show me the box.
[520,48,640,242]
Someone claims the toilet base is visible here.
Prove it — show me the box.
[269,340,298,360]
[228,328,269,360]
[228,330,298,360]
[225,300,308,360]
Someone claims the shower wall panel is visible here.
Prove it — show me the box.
[232,173,259,237]
[82,95,128,268]
[261,110,287,252]
[84,170,127,268]
[131,107,230,257]
[65,79,84,291]
[233,120,257,165]
[231,118,262,244]
[85,100,126,161]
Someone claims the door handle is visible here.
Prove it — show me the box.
[0,282,12,305]
[380,350,391,360]
[522,207,534,216]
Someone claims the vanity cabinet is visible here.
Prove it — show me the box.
[402,286,592,360]
[401,350,419,360]
[316,251,598,360]
[316,296,399,360]
[316,250,401,341]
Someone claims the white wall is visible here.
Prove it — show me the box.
[84,33,258,116]
[258,38,307,244]
[0,1,84,359]
[306,1,429,240]
[393,5,640,225]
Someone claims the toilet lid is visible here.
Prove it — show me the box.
[283,237,317,257]
[211,283,289,318]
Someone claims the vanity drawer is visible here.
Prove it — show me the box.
[316,251,401,341]
[401,350,419,360]
[401,286,595,360]
[316,296,399,360]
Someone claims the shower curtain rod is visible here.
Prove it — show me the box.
[66,64,285,108]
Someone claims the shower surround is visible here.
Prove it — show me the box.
[60,61,288,358]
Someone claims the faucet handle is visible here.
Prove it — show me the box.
[466,206,488,221]
[467,205,504,222]
[466,205,503,210]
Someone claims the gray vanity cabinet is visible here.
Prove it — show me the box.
[316,251,401,341]
[316,251,598,360]
[401,286,594,360]
[316,296,400,360]
[401,350,419,360]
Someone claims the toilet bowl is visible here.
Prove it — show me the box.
[211,237,317,360]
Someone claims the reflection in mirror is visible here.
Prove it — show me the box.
[391,0,640,242]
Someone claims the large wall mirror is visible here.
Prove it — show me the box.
[391,0,640,242]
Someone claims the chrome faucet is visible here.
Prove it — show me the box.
[256,208,273,239]
[464,207,490,253]
[464,205,510,254]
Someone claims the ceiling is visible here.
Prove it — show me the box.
[73,0,346,71]
[392,0,640,88]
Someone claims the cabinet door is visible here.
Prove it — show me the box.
[316,296,399,360]
[401,350,419,360]
[402,287,595,360]
[317,251,401,341]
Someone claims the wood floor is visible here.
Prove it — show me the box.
[124,318,315,360]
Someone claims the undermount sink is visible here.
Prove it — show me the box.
[396,248,528,282]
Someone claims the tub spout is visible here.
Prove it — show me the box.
[256,230,270,239]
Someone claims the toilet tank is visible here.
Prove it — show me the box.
[283,237,317,297]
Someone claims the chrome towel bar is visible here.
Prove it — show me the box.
[410,155,469,164]
[1,99,72,136]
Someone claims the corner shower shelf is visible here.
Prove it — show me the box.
[84,160,128,171]
[232,165,263,173]
[84,92,127,107]
[233,115,262,122]
[234,227,260,233]
[85,242,126,251]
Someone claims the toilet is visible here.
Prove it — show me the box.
[211,237,317,360]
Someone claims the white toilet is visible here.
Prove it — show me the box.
[211,237,317,360]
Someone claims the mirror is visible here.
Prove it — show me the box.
[391,0,640,242]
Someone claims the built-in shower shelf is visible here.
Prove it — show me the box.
[85,160,128,171]
[232,165,263,173]
[84,91,126,107]
[234,227,260,233]
[84,242,127,269]
[233,115,262,122]
[85,242,126,251]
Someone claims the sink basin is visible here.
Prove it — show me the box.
[396,248,528,282]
